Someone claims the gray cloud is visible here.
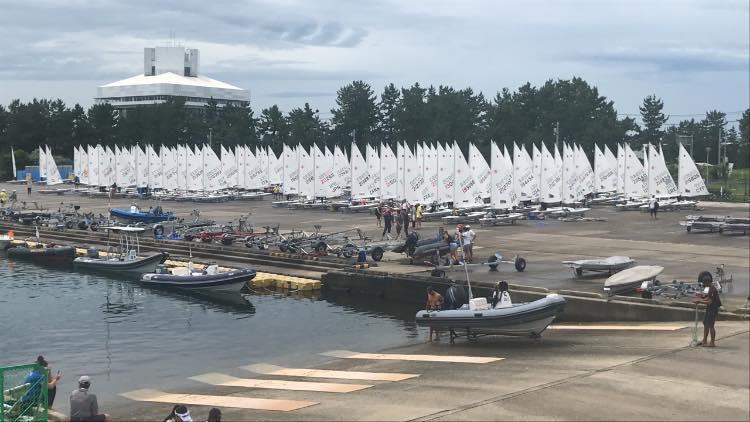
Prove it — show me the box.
[267,91,334,98]
[573,48,749,73]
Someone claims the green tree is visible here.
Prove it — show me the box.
[259,105,288,153]
[638,95,668,148]
[376,83,401,147]
[396,83,428,148]
[287,103,327,150]
[330,80,378,150]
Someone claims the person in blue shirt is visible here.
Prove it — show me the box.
[22,355,62,408]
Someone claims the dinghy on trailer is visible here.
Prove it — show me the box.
[563,256,635,278]
[603,265,663,296]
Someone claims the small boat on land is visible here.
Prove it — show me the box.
[416,294,566,340]
[110,206,175,223]
[141,264,256,293]
[72,227,168,274]
[6,244,76,266]
[604,265,663,296]
[563,256,635,277]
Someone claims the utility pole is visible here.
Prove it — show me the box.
[705,147,711,182]
[717,127,722,165]
[208,128,213,147]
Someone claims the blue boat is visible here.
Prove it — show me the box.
[110,206,175,223]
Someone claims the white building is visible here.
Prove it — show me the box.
[96,47,248,109]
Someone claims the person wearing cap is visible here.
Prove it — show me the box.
[70,375,110,422]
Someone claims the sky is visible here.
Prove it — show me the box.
[0,0,748,125]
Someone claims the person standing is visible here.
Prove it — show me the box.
[70,376,110,422]
[694,277,722,347]
[381,208,392,239]
[415,203,423,228]
[27,178,33,196]
[374,206,382,227]
[394,210,403,239]
[425,287,444,341]
[648,195,659,220]
[401,207,410,236]
[461,225,476,263]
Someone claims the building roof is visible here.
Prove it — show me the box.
[99,72,244,91]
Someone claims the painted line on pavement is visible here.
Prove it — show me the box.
[119,388,318,412]
[242,364,419,381]
[190,373,372,393]
[321,350,503,363]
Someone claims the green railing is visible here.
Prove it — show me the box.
[1,364,48,422]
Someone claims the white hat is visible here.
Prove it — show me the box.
[78,375,90,383]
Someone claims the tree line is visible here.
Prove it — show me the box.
[0,77,747,179]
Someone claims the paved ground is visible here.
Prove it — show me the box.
[5,182,749,307]
[101,321,749,421]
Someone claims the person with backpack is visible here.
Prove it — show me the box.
[694,277,722,347]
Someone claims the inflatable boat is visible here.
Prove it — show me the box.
[416,294,566,339]
[110,207,175,223]
[6,244,76,266]
[73,251,168,274]
[141,265,255,293]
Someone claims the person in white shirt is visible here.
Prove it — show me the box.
[461,225,476,262]
[648,195,659,220]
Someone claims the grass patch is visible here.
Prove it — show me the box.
[706,168,750,202]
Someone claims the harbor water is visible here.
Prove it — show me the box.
[0,260,422,414]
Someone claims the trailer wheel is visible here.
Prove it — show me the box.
[77,221,88,230]
[686,226,692,233]
[153,225,165,236]
[279,243,288,252]
[65,221,75,230]
[342,249,354,258]
[514,257,527,272]
[221,235,234,245]
[371,247,384,262]
[698,271,713,286]
[487,255,499,272]
[89,222,99,232]
[314,241,327,253]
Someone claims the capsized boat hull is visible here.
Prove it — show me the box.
[73,252,168,274]
[416,294,566,337]
[141,268,256,292]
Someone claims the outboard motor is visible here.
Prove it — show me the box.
[445,284,468,310]
[86,247,99,258]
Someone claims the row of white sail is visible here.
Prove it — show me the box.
[69,141,708,206]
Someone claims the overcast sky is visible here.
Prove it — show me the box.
[0,0,748,124]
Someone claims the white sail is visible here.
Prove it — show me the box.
[117,146,134,187]
[175,145,186,191]
[532,144,542,199]
[39,146,48,180]
[469,143,491,199]
[421,144,438,204]
[365,144,381,199]
[281,145,299,195]
[132,145,146,188]
[186,146,203,191]
[601,144,618,192]
[437,142,454,204]
[404,144,424,203]
[297,146,315,199]
[624,143,648,198]
[220,145,238,188]
[540,143,561,203]
[453,142,481,207]
[235,145,246,188]
[45,146,63,185]
[79,146,89,185]
[268,147,283,186]
[104,146,116,186]
[202,145,224,191]
[88,145,99,186]
[503,145,519,207]
[574,144,593,199]
[560,143,577,202]
[161,147,177,190]
[350,144,368,199]
[513,143,539,202]
[311,144,332,198]
[416,143,425,191]
[491,142,515,208]
[242,146,259,189]
[678,143,708,197]
[146,145,162,189]
[332,145,348,197]
[397,143,406,200]
[647,144,678,197]
[553,145,563,200]
[595,144,617,193]
[256,146,270,188]
[616,144,626,194]
[380,143,398,199]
